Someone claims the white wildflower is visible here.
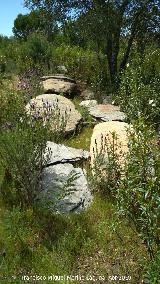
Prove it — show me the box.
[149,99,154,105]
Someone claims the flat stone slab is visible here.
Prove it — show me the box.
[41,163,92,213]
[44,141,90,166]
[89,104,126,122]
[26,93,81,134]
[41,74,76,83]
[41,74,76,94]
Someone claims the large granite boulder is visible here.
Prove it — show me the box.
[89,104,126,122]
[26,93,81,134]
[40,142,92,214]
[41,74,76,95]
[90,121,130,168]
[44,141,90,166]
[41,163,92,214]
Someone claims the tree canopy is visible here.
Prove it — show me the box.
[13,9,58,40]
[24,0,160,84]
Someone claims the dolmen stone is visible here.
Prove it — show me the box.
[26,93,81,134]
[44,141,90,166]
[41,74,76,95]
[90,121,130,168]
[89,104,126,122]
[40,142,92,214]
[79,101,126,122]
[41,163,92,214]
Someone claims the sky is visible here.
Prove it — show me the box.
[0,0,29,37]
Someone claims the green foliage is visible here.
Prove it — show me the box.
[144,250,160,284]
[0,54,6,75]
[52,45,109,92]
[17,33,52,72]
[24,0,160,86]
[13,10,55,40]
[0,37,19,75]
[0,90,50,208]
[116,120,160,259]
[91,132,124,197]
[0,195,149,283]
[0,82,70,209]
[116,59,160,127]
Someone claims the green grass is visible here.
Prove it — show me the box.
[0,194,148,284]
[64,126,93,151]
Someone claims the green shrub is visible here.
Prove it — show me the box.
[0,82,71,209]
[17,67,43,101]
[91,132,124,197]
[16,33,52,73]
[0,37,20,75]
[91,118,159,260]
[0,90,50,208]
[115,58,160,127]
[0,54,6,75]
[144,250,160,284]
[51,45,109,92]
[116,119,160,259]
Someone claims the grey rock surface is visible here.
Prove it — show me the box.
[41,163,92,213]
[89,104,126,122]
[44,141,90,166]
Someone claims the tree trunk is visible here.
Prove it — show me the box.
[119,27,137,73]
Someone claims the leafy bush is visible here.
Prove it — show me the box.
[144,250,160,284]
[0,37,20,75]
[16,33,52,73]
[51,45,109,92]
[0,90,50,208]
[115,58,160,127]
[91,132,124,197]
[91,119,160,260]
[116,120,160,259]
[17,67,43,101]
[0,81,70,209]
[0,54,6,75]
